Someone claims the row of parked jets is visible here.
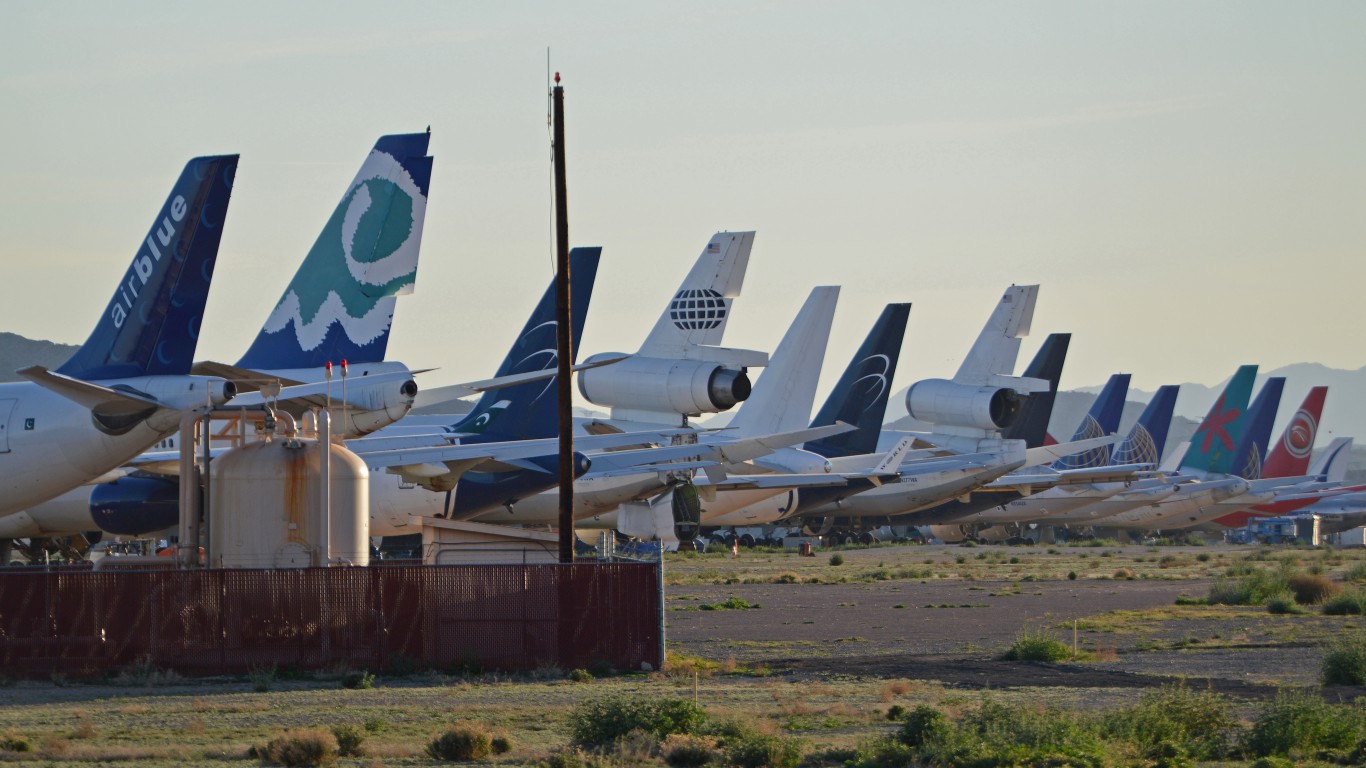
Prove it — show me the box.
[1,132,1361,561]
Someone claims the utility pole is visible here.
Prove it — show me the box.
[552,72,574,564]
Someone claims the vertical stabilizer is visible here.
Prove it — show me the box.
[638,231,754,356]
[1309,437,1352,484]
[726,286,839,439]
[1180,365,1258,475]
[1262,386,1328,479]
[237,133,433,369]
[953,285,1038,386]
[806,303,912,458]
[1052,373,1130,470]
[450,248,601,442]
[1002,333,1071,447]
[1230,377,1286,479]
[1111,385,1179,466]
[58,155,239,381]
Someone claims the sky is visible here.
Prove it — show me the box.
[2,2,1364,409]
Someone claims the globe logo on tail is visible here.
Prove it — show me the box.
[669,289,728,331]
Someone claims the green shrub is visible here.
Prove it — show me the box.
[539,747,608,768]
[568,694,706,748]
[885,704,906,722]
[1101,684,1234,760]
[491,734,513,754]
[829,553,845,566]
[1245,689,1366,757]
[1288,573,1341,604]
[945,697,1108,767]
[263,728,338,767]
[1208,569,1291,606]
[661,733,717,767]
[427,722,494,761]
[1265,595,1304,615]
[1321,587,1366,615]
[1321,635,1366,686]
[724,732,805,768]
[340,670,374,690]
[329,724,364,757]
[896,705,951,748]
[848,738,916,768]
[249,664,276,693]
[569,668,594,683]
[1343,561,1366,583]
[0,736,32,752]
[1001,627,1071,662]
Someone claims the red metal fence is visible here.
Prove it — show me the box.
[0,563,661,678]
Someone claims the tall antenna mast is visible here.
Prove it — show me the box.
[551,72,575,564]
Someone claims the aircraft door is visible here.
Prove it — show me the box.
[0,399,15,452]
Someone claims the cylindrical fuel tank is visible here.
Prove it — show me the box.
[208,438,369,568]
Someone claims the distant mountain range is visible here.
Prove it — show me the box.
[0,333,78,382]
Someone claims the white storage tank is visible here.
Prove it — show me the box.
[208,437,370,568]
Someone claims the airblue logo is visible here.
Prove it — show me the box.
[669,289,728,331]
[111,195,186,328]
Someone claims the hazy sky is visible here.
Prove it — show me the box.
[3,2,1364,409]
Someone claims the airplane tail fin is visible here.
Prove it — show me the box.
[57,155,239,381]
[1002,333,1071,447]
[451,247,602,441]
[637,231,754,356]
[1230,377,1286,479]
[1309,437,1353,484]
[805,303,911,458]
[1262,386,1328,479]
[237,133,434,369]
[727,286,840,439]
[1179,365,1258,475]
[952,285,1039,386]
[1111,384,1179,466]
[1052,373,1130,470]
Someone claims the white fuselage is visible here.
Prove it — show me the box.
[1096,478,1251,531]
[958,482,1131,525]
[0,377,224,518]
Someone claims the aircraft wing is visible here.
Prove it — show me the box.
[697,473,849,491]
[1022,435,1122,468]
[584,422,855,473]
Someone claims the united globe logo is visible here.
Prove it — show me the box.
[669,288,728,330]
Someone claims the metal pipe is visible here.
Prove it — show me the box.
[177,409,203,568]
[318,409,331,567]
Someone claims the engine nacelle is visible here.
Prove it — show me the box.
[577,353,751,416]
[89,474,181,537]
[905,378,1023,432]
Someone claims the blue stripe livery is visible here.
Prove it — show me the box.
[1052,373,1129,470]
[58,155,238,381]
[1230,377,1285,480]
[1111,385,1179,467]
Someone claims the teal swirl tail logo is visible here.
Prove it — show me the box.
[238,134,432,369]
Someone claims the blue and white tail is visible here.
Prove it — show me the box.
[1002,333,1071,447]
[638,231,754,357]
[1052,373,1130,470]
[1111,385,1179,466]
[1230,377,1285,480]
[237,133,433,370]
[806,303,911,458]
[57,155,239,381]
[451,247,602,442]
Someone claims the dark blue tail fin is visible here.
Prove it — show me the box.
[1002,333,1071,447]
[1052,373,1130,470]
[237,133,433,369]
[1230,377,1285,479]
[1111,384,1179,466]
[806,303,911,458]
[452,247,602,441]
[57,155,238,381]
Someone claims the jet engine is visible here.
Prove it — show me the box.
[905,378,1024,432]
[577,353,751,416]
[88,474,180,537]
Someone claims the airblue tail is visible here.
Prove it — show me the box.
[1230,377,1285,479]
[237,133,433,369]
[1111,385,1179,466]
[806,303,911,458]
[452,247,602,441]
[1052,373,1130,470]
[1180,365,1258,474]
[57,155,239,381]
[1003,333,1071,447]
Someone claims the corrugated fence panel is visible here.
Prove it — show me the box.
[0,563,660,678]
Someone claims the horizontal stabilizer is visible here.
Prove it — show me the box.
[18,366,161,414]
[1022,434,1120,467]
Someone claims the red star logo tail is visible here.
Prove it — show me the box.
[1194,394,1240,454]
